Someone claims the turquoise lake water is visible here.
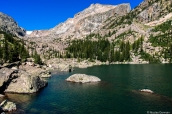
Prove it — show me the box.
[3,64,172,114]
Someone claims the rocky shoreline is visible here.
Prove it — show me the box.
[45,58,150,72]
[45,58,103,71]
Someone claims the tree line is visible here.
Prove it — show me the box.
[0,31,29,64]
[0,31,42,64]
[66,39,131,62]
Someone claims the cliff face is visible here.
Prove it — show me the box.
[0,12,26,37]
[28,3,131,40]
[135,0,172,23]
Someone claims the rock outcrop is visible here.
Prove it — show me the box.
[0,100,16,112]
[0,67,47,93]
[0,12,26,36]
[66,74,101,83]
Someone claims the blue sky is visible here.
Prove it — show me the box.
[0,0,143,31]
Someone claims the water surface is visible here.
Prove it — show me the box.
[2,64,172,114]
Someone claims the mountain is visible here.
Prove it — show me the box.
[27,3,130,41]
[1,0,172,64]
[24,3,131,60]
[24,0,172,63]
[0,12,26,37]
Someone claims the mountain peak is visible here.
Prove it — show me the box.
[0,12,26,36]
[28,3,130,39]
[90,3,102,7]
[74,3,117,18]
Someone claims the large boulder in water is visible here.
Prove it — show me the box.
[66,74,101,83]
[5,70,47,93]
[0,68,47,93]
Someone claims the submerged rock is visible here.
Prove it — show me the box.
[139,89,154,93]
[66,74,101,83]
[0,100,16,112]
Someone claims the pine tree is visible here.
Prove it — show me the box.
[0,45,2,59]
[33,50,42,65]
[140,36,143,52]
[120,41,125,51]
[169,43,172,59]
[3,39,8,62]
[120,52,124,62]
[109,47,115,62]
[125,41,130,61]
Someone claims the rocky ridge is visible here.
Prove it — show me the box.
[0,12,26,37]
[27,3,130,40]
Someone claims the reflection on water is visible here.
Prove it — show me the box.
[4,93,36,104]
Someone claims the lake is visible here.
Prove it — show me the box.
[3,64,172,114]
